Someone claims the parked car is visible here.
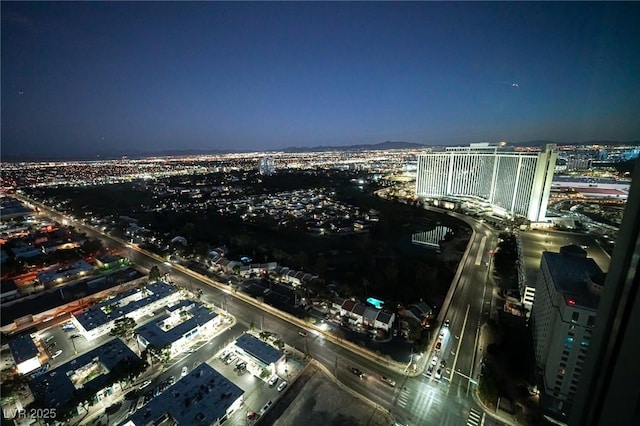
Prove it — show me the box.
[431,356,438,366]
[45,335,55,343]
[259,400,273,415]
[444,319,450,327]
[267,375,279,387]
[138,380,152,390]
[277,381,288,392]
[435,368,442,380]
[225,353,238,364]
[247,411,257,420]
[435,341,442,350]
[51,349,63,359]
[298,331,308,337]
[181,366,188,377]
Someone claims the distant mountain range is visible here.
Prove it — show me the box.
[4,140,639,162]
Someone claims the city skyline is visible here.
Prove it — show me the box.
[2,2,640,159]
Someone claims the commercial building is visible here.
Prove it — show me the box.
[135,300,220,356]
[530,245,605,424]
[36,260,94,287]
[0,267,145,335]
[416,143,557,222]
[119,363,244,426]
[72,281,180,341]
[234,333,285,375]
[8,333,42,375]
[29,339,141,411]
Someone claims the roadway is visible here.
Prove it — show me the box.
[17,195,507,426]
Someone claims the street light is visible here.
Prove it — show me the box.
[70,335,78,355]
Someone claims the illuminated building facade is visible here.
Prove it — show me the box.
[416,143,557,221]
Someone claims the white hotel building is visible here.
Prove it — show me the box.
[416,143,557,222]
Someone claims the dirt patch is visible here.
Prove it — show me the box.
[273,367,390,426]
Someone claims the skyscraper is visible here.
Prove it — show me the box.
[415,143,557,221]
[258,157,276,175]
[569,158,640,426]
[530,245,605,424]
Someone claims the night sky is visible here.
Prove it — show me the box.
[2,2,639,159]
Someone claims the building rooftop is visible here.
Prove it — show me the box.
[376,311,393,324]
[543,249,605,310]
[136,301,218,349]
[352,303,366,316]
[8,333,39,364]
[74,281,176,331]
[1,268,144,327]
[235,333,283,366]
[29,338,140,409]
[36,259,93,286]
[120,363,244,426]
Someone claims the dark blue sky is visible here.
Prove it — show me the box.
[2,2,639,158]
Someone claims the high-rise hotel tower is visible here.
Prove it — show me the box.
[415,143,557,222]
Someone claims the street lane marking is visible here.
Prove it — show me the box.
[467,408,482,426]
[449,304,470,382]
[475,236,487,265]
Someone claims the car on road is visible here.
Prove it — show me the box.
[181,366,188,377]
[62,323,75,331]
[267,375,279,387]
[51,349,63,359]
[182,348,194,354]
[138,380,152,390]
[435,368,442,380]
[351,367,364,378]
[298,331,308,337]
[380,376,396,387]
[277,381,288,392]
